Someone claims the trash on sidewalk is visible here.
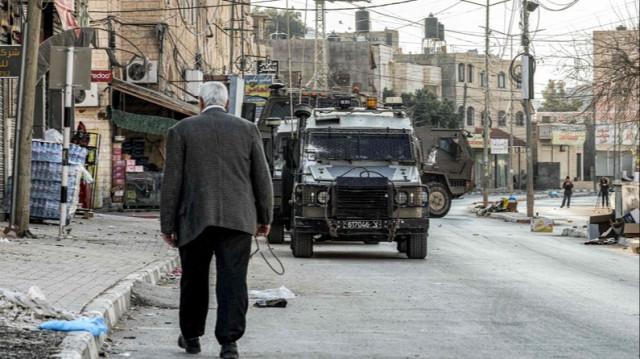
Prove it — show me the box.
[169,268,183,279]
[39,316,108,336]
[530,219,553,232]
[0,287,75,324]
[249,286,295,300]
[622,208,638,223]
[28,286,47,301]
[253,298,288,308]
[549,191,559,198]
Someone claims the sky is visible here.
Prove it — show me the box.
[253,0,639,96]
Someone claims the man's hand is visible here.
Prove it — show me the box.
[162,232,178,248]
[255,224,271,237]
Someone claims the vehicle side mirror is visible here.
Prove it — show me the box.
[262,138,273,165]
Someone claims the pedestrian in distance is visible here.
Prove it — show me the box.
[560,176,573,208]
[598,176,611,208]
[160,81,273,359]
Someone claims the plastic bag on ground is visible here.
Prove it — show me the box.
[39,316,108,336]
[249,286,295,300]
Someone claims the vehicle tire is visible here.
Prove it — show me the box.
[406,233,427,259]
[268,223,285,244]
[427,182,452,218]
[397,240,407,253]
[291,231,313,258]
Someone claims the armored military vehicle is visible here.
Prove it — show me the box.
[283,99,430,259]
[256,84,361,244]
[415,128,474,218]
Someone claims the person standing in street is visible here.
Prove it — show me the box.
[598,176,611,208]
[160,82,273,359]
[560,176,573,208]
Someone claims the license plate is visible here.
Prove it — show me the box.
[343,220,382,229]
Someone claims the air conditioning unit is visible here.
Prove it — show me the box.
[126,60,158,84]
[74,83,99,107]
[184,69,203,103]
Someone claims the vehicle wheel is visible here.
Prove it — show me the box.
[406,233,427,259]
[291,231,313,258]
[397,240,407,253]
[268,223,285,244]
[427,182,452,218]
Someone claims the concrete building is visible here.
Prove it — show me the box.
[536,112,588,183]
[396,50,526,189]
[1,1,254,210]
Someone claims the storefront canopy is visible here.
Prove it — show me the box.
[111,78,199,117]
[109,107,178,136]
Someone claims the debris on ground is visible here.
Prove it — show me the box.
[131,281,179,309]
[253,298,288,308]
[249,286,295,300]
[39,316,108,336]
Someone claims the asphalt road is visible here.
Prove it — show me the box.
[107,196,639,358]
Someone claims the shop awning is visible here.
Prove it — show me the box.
[473,128,527,147]
[109,107,178,136]
[111,78,199,117]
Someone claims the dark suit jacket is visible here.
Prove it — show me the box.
[160,107,273,247]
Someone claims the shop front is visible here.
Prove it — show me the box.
[470,128,527,190]
[109,79,198,208]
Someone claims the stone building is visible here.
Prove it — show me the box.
[1,0,255,210]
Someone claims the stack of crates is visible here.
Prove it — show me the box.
[112,142,126,203]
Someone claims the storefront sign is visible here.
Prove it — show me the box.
[595,124,637,145]
[244,74,274,120]
[490,138,509,154]
[257,60,278,74]
[91,70,113,82]
[0,46,22,78]
[551,129,586,146]
[54,0,79,31]
[468,134,484,149]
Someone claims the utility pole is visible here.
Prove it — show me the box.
[522,0,537,217]
[509,32,514,196]
[482,0,491,207]
[14,0,43,237]
[462,0,508,207]
[461,83,468,129]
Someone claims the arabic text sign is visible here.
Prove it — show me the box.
[551,129,586,146]
[244,74,273,98]
[257,60,279,74]
[0,46,22,78]
[595,124,637,145]
[468,134,484,149]
[490,138,509,154]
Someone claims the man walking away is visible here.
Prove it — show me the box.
[560,176,573,208]
[160,82,273,359]
[598,176,611,208]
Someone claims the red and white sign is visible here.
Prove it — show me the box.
[91,70,113,83]
[54,0,79,31]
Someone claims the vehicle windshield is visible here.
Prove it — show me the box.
[307,131,414,161]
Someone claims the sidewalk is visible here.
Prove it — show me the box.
[0,212,178,358]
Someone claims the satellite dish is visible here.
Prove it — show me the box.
[128,63,147,81]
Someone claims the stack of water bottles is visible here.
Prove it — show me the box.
[28,140,88,219]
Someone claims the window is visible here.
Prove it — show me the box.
[497,72,506,88]
[498,110,506,126]
[458,106,464,117]
[466,107,475,126]
[479,71,486,87]
[467,65,474,83]
[541,116,551,123]
[458,63,465,82]
[516,111,524,126]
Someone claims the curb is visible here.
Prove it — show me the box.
[54,253,179,359]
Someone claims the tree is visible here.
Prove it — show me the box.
[402,89,460,128]
[253,8,306,39]
[382,87,396,100]
[541,79,583,112]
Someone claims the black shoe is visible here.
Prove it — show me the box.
[178,334,201,354]
[220,342,239,359]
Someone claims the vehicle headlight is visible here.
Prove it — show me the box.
[395,191,408,205]
[317,191,329,204]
